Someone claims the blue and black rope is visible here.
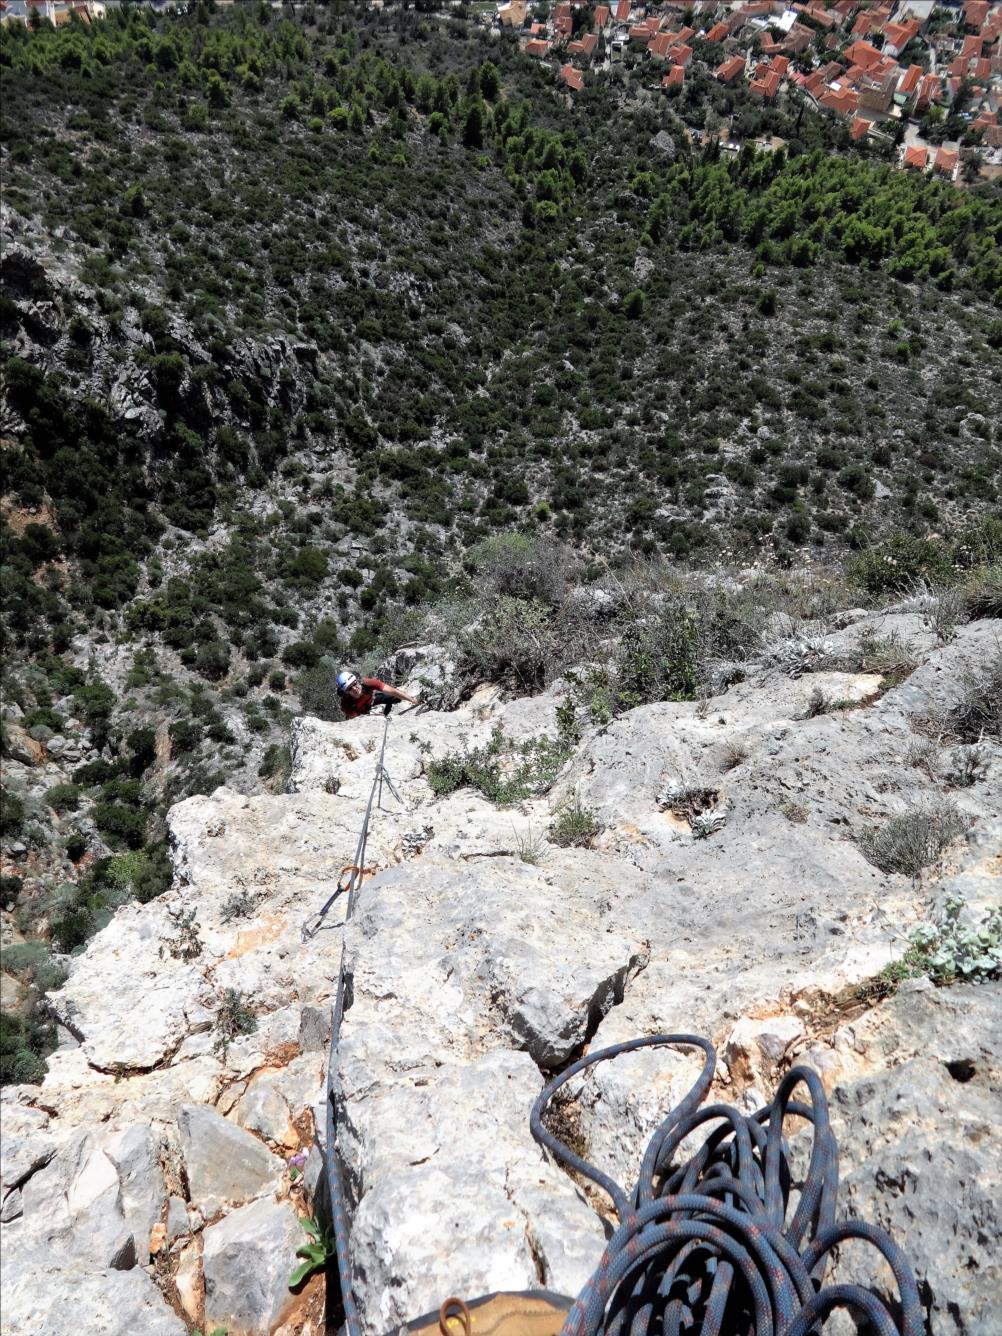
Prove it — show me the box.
[531,1034,922,1336]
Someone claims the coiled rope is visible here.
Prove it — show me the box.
[531,1034,923,1336]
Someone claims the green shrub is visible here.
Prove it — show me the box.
[1,787,25,836]
[259,743,290,781]
[427,728,571,805]
[44,782,82,813]
[1,1008,55,1087]
[848,533,952,595]
[170,719,203,754]
[64,832,88,862]
[548,798,599,848]
[1,875,23,908]
[283,546,328,586]
[132,842,173,903]
[2,942,50,981]
[214,987,257,1059]
[457,596,555,693]
[467,533,568,606]
[858,804,969,876]
[93,802,147,848]
[614,604,700,708]
[73,758,120,786]
[296,658,343,721]
[51,903,95,954]
[940,652,1002,742]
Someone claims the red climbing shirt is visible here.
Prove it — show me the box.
[339,677,386,720]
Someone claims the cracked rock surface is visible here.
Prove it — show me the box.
[1,618,999,1334]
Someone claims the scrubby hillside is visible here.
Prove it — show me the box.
[3,3,1002,1028]
[1,570,999,1334]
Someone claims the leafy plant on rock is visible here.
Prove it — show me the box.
[213,987,257,1059]
[860,894,1001,1000]
[288,1215,335,1290]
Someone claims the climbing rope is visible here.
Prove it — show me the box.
[302,710,396,942]
[314,708,400,1336]
[530,1034,923,1336]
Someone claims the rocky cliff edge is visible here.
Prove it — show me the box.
[1,614,1000,1336]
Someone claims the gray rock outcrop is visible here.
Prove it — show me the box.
[1,617,998,1335]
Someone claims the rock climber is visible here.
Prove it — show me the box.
[335,670,419,721]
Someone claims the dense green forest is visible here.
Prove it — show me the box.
[1,1,1001,1081]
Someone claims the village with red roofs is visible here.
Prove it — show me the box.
[494,0,1002,182]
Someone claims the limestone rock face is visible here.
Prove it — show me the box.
[202,1196,305,1336]
[1,618,999,1335]
[178,1103,285,1219]
[0,1263,188,1336]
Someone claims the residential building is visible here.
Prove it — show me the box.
[717,54,747,82]
[934,146,959,178]
[559,62,585,90]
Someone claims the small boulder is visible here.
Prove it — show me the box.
[177,1104,284,1219]
[723,1014,805,1090]
[201,1196,304,1335]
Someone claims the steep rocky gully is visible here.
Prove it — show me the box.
[2,613,1000,1336]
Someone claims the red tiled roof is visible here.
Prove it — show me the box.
[898,63,922,95]
[554,15,573,36]
[669,42,693,64]
[935,146,958,175]
[962,34,983,57]
[705,21,729,42]
[662,64,685,87]
[594,4,610,27]
[844,40,884,69]
[883,19,920,48]
[559,62,585,90]
[629,24,652,41]
[850,115,872,140]
[554,2,571,16]
[716,55,746,82]
[650,31,673,56]
[903,144,928,169]
[524,38,549,54]
[962,1,989,28]
[615,0,630,20]
[772,55,790,74]
[819,85,859,114]
[973,56,991,78]
[750,69,782,97]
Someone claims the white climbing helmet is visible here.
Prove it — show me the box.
[336,670,358,693]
